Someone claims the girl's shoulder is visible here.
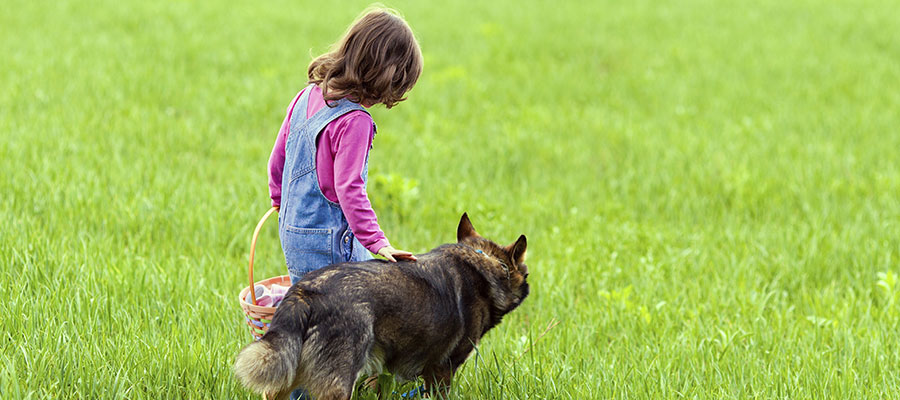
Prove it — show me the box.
[323,110,376,152]
[288,84,374,130]
[330,110,375,140]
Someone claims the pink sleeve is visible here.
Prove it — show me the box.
[267,92,304,207]
[331,113,390,254]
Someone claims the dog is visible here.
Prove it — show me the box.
[234,213,530,400]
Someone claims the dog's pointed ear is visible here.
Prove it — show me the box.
[457,213,479,242]
[511,235,527,266]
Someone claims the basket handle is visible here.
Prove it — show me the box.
[248,206,279,305]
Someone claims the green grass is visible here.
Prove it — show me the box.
[2,0,899,398]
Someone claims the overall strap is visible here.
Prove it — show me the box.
[303,98,369,136]
[288,84,315,134]
[288,85,369,140]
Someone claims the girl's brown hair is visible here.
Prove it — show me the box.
[308,8,423,109]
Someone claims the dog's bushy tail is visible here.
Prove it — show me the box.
[234,297,309,394]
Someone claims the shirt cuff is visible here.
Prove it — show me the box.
[368,238,391,255]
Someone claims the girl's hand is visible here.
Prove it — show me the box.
[377,245,418,262]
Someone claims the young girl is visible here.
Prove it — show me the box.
[268,8,422,287]
[267,8,422,399]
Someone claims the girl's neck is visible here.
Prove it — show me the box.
[316,83,374,108]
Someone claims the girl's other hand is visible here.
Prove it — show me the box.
[377,245,418,262]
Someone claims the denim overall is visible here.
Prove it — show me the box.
[281,86,375,400]
[280,85,375,286]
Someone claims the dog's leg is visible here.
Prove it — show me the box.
[304,366,359,400]
[362,375,383,399]
[363,375,379,390]
[420,344,474,397]
[315,385,354,400]
[421,364,454,398]
[305,313,374,400]
[263,389,293,400]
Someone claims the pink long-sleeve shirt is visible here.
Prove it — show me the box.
[268,85,389,254]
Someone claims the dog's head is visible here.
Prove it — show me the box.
[456,213,530,313]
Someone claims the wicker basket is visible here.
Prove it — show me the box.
[238,206,290,340]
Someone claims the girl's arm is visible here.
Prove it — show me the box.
[331,113,392,255]
[329,113,416,262]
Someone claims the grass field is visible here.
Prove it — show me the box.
[2,0,900,398]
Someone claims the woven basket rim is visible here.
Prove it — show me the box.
[239,274,292,313]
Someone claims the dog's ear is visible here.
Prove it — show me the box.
[457,213,479,242]
[511,235,527,266]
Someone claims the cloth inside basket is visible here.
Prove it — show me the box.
[245,283,289,307]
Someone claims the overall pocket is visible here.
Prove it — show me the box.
[281,226,333,281]
[339,229,354,262]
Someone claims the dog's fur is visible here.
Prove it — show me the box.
[234,213,530,400]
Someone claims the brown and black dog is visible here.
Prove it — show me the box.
[234,213,530,400]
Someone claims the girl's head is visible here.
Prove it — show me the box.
[308,8,423,109]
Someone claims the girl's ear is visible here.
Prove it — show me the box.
[511,235,527,266]
[457,213,479,242]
